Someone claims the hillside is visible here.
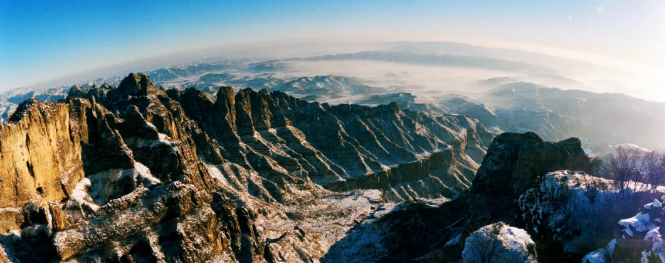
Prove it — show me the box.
[0,73,493,262]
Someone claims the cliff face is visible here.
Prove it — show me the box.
[332,132,591,263]
[0,98,135,232]
[0,73,493,262]
[0,100,82,209]
[471,132,587,197]
[170,84,491,202]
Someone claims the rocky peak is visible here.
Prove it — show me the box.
[66,85,88,100]
[471,132,587,197]
[117,72,154,96]
[234,88,256,136]
[119,105,160,140]
[248,88,272,131]
[213,86,240,142]
[7,98,43,122]
[351,132,590,262]
[0,72,498,263]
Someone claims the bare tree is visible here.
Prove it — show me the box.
[463,223,504,263]
[588,156,604,177]
[582,175,608,204]
[559,195,581,236]
[604,146,642,194]
[641,150,665,192]
[583,181,600,205]
[463,223,534,263]
[583,179,600,242]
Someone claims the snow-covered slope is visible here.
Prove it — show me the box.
[519,171,617,256]
[462,222,538,263]
[583,196,665,262]
[0,99,16,122]
[519,170,665,260]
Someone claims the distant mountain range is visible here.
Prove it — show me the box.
[1,43,663,263]
[301,51,553,73]
[0,73,492,262]
[2,52,663,154]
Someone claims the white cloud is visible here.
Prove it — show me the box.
[596,6,605,13]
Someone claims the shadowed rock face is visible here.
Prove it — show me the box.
[327,132,590,263]
[0,73,494,262]
[471,132,587,197]
[173,86,492,201]
[0,98,134,230]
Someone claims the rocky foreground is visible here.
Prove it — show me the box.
[0,73,494,262]
[4,72,650,263]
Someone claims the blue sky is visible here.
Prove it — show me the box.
[1,0,663,89]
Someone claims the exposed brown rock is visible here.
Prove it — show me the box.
[49,201,70,232]
[0,99,84,208]
[0,72,498,263]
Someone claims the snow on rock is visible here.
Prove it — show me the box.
[445,234,461,247]
[124,133,178,151]
[462,222,537,263]
[322,221,388,263]
[207,164,229,186]
[322,190,388,209]
[64,162,160,221]
[65,178,100,220]
[86,162,160,204]
[618,212,653,237]
[519,170,665,260]
[415,196,450,207]
[362,190,383,203]
[519,171,616,254]
[582,239,616,263]
[583,249,609,263]
[584,194,665,262]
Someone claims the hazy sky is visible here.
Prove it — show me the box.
[1,0,663,90]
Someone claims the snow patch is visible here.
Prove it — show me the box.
[582,248,610,263]
[462,222,537,263]
[445,234,461,247]
[66,178,100,218]
[619,212,653,237]
[362,190,383,203]
[66,162,159,219]
[207,165,229,186]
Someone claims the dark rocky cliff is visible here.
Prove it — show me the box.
[330,132,591,262]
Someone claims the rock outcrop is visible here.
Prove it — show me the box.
[471,132,588,197]
[462,222,538,263]
[0,73,493,262]
[326,132,591,262]
[169,85,491,202]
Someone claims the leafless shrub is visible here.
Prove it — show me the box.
[463,223,504,263]
[582,177,608,205]
[604,146,642,194]
[641,150,665,192]
[463,223,535,263]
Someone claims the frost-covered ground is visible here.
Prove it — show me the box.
[519,170,665,261]
[203,161,450,263]
[462,222,538,263]
[582,239,616,263]
[65,162,161,221]
[583,197,665,262]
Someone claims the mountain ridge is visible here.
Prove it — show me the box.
[0,72,493,262]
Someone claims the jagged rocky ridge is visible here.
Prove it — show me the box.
[327,132,592,262]
[0,73,493,262]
